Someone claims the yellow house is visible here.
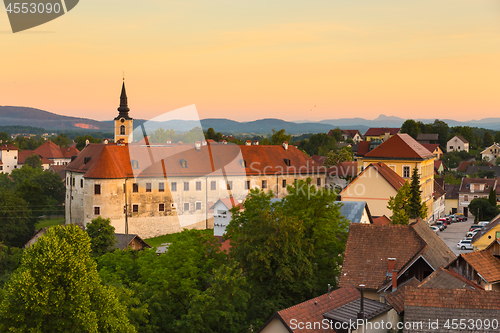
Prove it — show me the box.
[340,162,405,218]
[472,213,500,251]
[358,134,436,223]
[364,127,400,142]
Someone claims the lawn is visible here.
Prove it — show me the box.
[145,228,214,248]
[35,217,65,229]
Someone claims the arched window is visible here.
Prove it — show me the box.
[131,160,139,169]
[120,125,126,135]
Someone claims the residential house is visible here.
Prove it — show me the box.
[433,160,445,175]
[458,178,497,217]
[352,140,382,160]
[447,135,469,153]
[359,134,436,222]
[364,128,400,142]
[17,151,53,170]
[447,246,500,291]
[33,141,80,166]
[339,201,373,224]
[339,220,456,301]
[325,161,357,191]
[372,215,391,225]
[421,143,443,159]
[65,83,325,239]
[432,180,446,221]
[257,286,398,333]
[444,184,459,215]
[481,143,500,163]
[465,165,500,178]
[402,288,500,332]
[339,129,364,143]
[0,144,19,174]
[416,133,439,144]
[340,162,405,218]
[114,233,151,250]
[472,213,500,250]
[211,198,242,237]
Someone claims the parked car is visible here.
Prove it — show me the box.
[466,230,479,238]
[478,221,490,227]
[455,213,467,221]
[469,225,483,232]
[438,218,450,226]
[430,226,440,234]
[436,221,446,231]
[457,239,473,250]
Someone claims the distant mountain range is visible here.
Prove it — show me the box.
[1,106,500,135]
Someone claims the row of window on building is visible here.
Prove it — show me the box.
[93,201,202,216]
[90,178,323,195]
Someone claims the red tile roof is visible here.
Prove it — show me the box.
[459,177,497,194]
[340,129,361,139]
[271,286,360,333]
[311,155,326,165]
[460,250,500,283]
[404,287,500,309]
[355,141,370,156]
[0,144,18,151]
[385,278,421,313]
[372,215,391,225]
[418,267,482,290]
[457,161,472,172]
[327,161,358,177]
[369,162,406,191]
[18,151,53,165]
[422,143,440,154]
[33,141,79,160]
[364,134,434,160]
[433,180,446,200]
[364,128,400,137]
[452,135,469,144]
[66,143,323,179]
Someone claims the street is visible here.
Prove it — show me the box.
[436,220,474,256]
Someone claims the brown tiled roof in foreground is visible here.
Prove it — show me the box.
[339,223,425,290]
[272,286,360,333]
[418,267,482,290]
[365,133,434,160]
[385,277,421,313]
[460,250,500,283]
[66,143,323,179]
[405,287,500,309]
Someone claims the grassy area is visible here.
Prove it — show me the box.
[145,228,214,248]
[35,217,65,229]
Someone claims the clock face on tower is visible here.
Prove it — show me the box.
[121,118,125,123]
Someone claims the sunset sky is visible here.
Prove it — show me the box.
[1,0,500,122]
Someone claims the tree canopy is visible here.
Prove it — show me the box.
[0,225,135,332]
[86,217,117,256]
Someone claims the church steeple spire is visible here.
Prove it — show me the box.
[115,82,131,120]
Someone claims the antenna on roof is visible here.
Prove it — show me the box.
[328,284,331,298]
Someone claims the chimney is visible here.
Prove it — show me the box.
[253,140,259,145]
[283,141,288,151]
[103,139,108,144]
[245,140,251,146]
[166,139,172,144]
[85,139,90,146]
[384,132,390,141]
[221,140,227,145]
[388,258,397,290]
[201,140,207,146]
[195,141,201,150]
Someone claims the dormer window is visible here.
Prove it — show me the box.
[131,160,139,169]
[84,157,91,165]
[284,158,291,166]
[240,159,247,167]
[466,184,470,188]
[180,159,188,168]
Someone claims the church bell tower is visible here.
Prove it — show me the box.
[114,81,133,143]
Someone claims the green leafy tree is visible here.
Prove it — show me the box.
[468,198,499,222]
[429,119,449,149]
[75,135,103,150]
[0,225,136,332]
[50,133,71,147]
[205,127,216,140]
[270,129,292,145]
[387,182,411,225]
[0,245,23,288]
[298,132,337,156]
[0,190,34,247]
[450,126,474,146]
[444,173,462,185]
[489,187,497,208]
[323,146,353,166]
[495,132,500,144]
[0,132,9,144]
[483,131,494,148]
[408,167,428,219]
[87,217,117,256]
[496,156,500,166]
[401,119,421,139]
[24,154,43,170]
[329,128,343,142]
